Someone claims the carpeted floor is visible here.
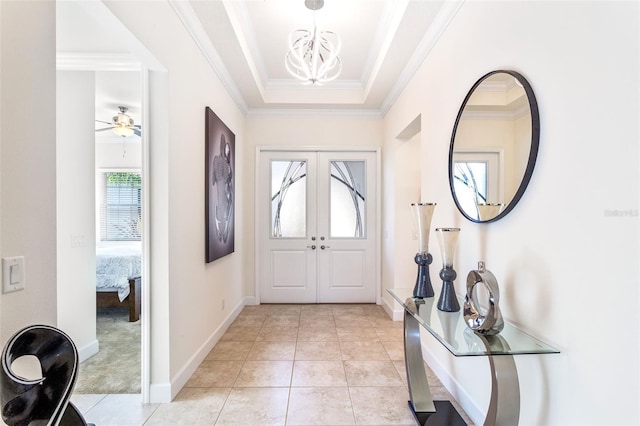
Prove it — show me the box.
[74,307,141,394]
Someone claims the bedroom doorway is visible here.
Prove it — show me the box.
[56,0,152,400]
[86,169,143,395]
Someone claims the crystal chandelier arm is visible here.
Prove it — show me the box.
[286,30,314,82]
[316,31,341,81]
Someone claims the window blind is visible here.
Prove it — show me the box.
[100,172,142,241]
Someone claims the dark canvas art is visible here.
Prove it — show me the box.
[205,107,235,262]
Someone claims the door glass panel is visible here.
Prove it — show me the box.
[330,161,365,238]
[453,161,488,221]
[271,160,307,238]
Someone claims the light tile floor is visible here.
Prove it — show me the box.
[72,304,474,425]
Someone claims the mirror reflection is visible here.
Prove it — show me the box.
[449,70,539,222]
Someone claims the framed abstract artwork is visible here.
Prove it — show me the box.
[205,106,235,262]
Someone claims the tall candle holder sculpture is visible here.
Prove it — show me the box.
[477,203,505,221]
[436,227,461,312]
[411,203,436,299]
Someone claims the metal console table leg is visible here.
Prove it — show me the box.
[390,288,558,426]
[483,343,520,426]
[403,302,467,426]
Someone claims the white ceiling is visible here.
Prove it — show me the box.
[57,0,464,117]
[179,0,461,115]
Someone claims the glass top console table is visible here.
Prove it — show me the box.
[388,288,559,426]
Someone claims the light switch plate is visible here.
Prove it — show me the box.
[3,256,25,293]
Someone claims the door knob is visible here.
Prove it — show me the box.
[321,245,330,250]
[307,245,316,250]
[311,236,316,241]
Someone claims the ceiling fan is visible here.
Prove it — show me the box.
[95,106,141,137]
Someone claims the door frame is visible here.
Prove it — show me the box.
[254,146,382,305]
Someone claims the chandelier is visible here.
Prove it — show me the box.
[285,0,342,85]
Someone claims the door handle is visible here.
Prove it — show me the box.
[321,245,330,250]
[307,245,316,250]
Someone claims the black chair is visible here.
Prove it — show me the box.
[1,324,92,426]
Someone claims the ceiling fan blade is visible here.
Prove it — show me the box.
[134,129,142,137]
[95,119,113,125]
[95,127,114,132]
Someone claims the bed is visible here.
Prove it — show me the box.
[96,246,141,322]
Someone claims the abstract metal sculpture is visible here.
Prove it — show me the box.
[464,262,505,335]
[1,325,91,426]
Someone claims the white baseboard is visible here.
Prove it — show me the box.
[159,298,246,403]
[78,339,99,363]
[382,296,403,321]
[149,382,172,403]
[244,296,258,306]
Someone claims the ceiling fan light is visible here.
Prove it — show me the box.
[113,125,134,138]
[114,113,134,127]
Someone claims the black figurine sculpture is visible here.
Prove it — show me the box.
[1,325,92,426]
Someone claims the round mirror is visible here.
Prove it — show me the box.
[449,70,540,222]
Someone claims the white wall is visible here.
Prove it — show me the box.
[392,132,421,295]
[244,115,383,300]
[0,1,57,342]
[103,0,247,401]
[383,1,639,425]
[95,70,143,172]
[96,141,142,170]
[56,71,98,362]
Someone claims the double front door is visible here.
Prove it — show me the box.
[259,150,378,303]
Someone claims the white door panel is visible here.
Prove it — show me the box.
[259,150,377,303]
[272,251,308,288]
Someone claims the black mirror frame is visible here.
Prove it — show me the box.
[448,70,540,223]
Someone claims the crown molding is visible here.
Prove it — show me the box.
[57,52,142,71]
[246,108,382,119]
[170,0,463,117]
[360,0,405,83]
[362,0,410,100]
[266,78,363,91]
[169,0,248,115]
[223,1,268,95]
[461,108,531,120]
[380,0,465,116]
